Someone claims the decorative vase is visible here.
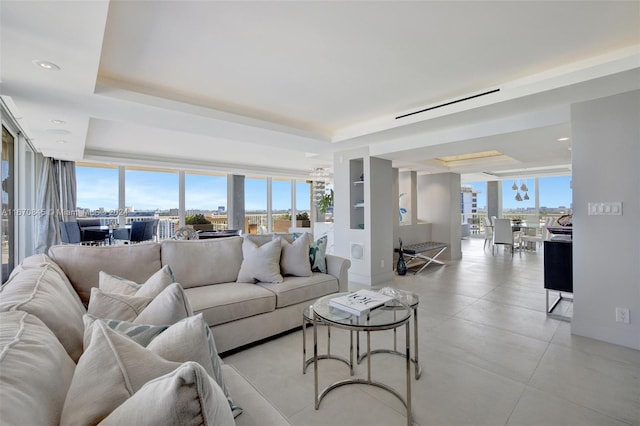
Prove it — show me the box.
[397,238,407,276]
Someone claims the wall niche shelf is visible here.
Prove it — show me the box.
[350,158,365,230]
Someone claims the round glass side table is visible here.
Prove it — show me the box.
[356,291,422,379]
[302,305,353,374]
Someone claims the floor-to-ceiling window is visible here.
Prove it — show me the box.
[76,164,119,219]
[296,180,312,221]
[2,126,15,282]
[272,178,292,232]
[185,172,227,230]
[245,177,267,233]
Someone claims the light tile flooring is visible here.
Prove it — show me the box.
[224,238,640,426]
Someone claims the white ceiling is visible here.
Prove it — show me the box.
[1,1,639,181]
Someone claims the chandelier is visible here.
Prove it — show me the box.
[512,180,530,201]
[310,167,331,182]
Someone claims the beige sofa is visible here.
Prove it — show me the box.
[48,235,350,353]
[0,235,350,425]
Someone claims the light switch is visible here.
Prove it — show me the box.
[588,202,623,216]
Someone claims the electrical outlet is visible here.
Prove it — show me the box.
[615,307,630,324]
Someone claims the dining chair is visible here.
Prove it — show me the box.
[59,221,105,246]
[492,218,521,257]
[483,216,494,250]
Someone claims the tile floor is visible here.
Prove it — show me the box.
[224,238,640,426]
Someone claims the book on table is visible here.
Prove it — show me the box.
[328,289,394,316]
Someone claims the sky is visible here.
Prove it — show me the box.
[463,175,572,210]
[77,166,572,213]
[76,166,312,212]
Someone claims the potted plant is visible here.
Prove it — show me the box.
[318,189,334,216]
[185,214,213,231]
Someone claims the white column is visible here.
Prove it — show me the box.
[118,166,125,226]
[178,171,185,230]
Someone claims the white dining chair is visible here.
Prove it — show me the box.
[492,218,521,257]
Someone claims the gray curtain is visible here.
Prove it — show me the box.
[35,157,77,254]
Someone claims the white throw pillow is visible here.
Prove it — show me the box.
[279,232,312,277]
[60,321,184,426]
[83,313,242,418]
[0,311,76,426]
[236,237,283,283]
[0,264,87,362]
[99,265,174,298]
[98,362,234,426]
[88,283,193,325]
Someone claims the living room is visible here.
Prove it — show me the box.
[1,1,639,425]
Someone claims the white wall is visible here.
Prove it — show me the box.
[416,173,462,261]
[333,148,394,286]
[571,90,640,350]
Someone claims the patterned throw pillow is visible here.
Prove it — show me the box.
[309,235,328,273]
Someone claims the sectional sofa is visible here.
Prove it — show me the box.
[0,233,350,425]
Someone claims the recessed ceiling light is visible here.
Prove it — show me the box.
[45,128,70,135]
[51,119,66,125]
[57,140,68,144]
[32,60,60,71]
[557,137,570,141]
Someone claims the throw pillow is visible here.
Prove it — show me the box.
[60,321,185,426]
[83,313,242,418]
[0,264,87,362]
[279,232,312,277]
[309,235,328,273]
[98,362,235,426]
[99,265,174,298]
[0,311,76,426]
[87,282,193,325]
[236,237,283,283]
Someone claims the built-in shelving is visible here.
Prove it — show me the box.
[350,158,364,230]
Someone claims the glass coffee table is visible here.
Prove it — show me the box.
[312,292,413,426]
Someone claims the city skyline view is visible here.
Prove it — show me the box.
[463,176,572,211]
[77,166,572,213]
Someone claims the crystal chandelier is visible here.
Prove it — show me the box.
[309,167,331,182]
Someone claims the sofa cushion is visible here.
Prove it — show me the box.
[60,321,184,425]
[237,237,283,284]
[99,264,174,297]
[184,283,276,326]
[0,311,76,426]
[48,242,162,305]
[279,232,312,277]
[223,364,291,426]
[88,283,193,325]
[160,237,243,288]
[99,362,235,426]
[257,273,339,308]
[0,263,86,362]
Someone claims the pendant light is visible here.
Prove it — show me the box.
[511,181,518,190]
[520,182,528,192]
[515,192,523,202]
[523,192,530,200]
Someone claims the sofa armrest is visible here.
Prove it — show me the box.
[326,254,350,293]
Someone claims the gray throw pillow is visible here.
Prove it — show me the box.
[279,232,312,277]
[236,238,283,283]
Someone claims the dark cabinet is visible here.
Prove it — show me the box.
[544,239,573,292]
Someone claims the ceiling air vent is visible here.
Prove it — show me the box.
[396,88,500,120]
